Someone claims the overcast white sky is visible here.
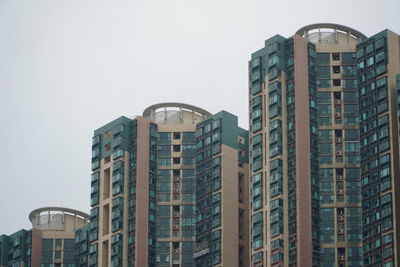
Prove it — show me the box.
[0,0,399,234]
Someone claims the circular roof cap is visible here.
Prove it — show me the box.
[29,207,90,222]
[296,23,367,41]
[143,102,211,118]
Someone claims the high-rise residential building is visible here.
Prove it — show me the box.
[193,111,249,267]
[0,207,89,267]
[249,23,400,267]
[88,103,249,267]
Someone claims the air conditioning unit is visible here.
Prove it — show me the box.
[173,225,179,230]
[337,175,343,180]
[338,215,344,220]
[336,137,342,143]
[338,229,344,234]
[174,188,180,193]
[173,249,179,253]
[335,100,341,105]
[174,177,180,181]
[174,213,180,218]
[336,151,343,156]
[338,189,343,194]
[335,113,341,118]
[339,255,345,261]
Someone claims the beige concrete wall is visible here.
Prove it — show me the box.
[135,117,151,267]
[220,144,239,267]
[386,30,400,267]
[39,213,88,245]
[31,228,42,267]
[293,34,313,267]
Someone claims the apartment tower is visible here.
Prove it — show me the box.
[249,23,400,267]
[89,103,249,267]
[0,207,89,267]
[193,111,249,267]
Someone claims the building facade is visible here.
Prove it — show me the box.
[193,111,249,267]
[88,103,249,267]
[249,23,400,267]
[0,207,89,267]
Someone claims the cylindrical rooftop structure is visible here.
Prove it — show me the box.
[296,23,367,44]
[143,102,211,125]
[29,207,90,231]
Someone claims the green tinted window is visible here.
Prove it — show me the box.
[316,53,330,65]
[317,92,331,103]
[316,66,330,78]
[319,130,332,141]
[342,52,356,65]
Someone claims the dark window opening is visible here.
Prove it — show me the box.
[333,79,341,86]
[332,66,341,74]
[173,132,181,139]
[332,53,340,61]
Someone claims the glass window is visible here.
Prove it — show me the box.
[343,79,357,90]
[271,252,283,263]
[319,130,332,141]
[317,92,331,103]
[346,155,360,164]
[156,206,170,216]
[159,133,171,144]
[383,233,393,244]
[319,142,333,154]
[318,104,332,115]
[320,208,334,243]
[366,56,374,66]
[157,181,171,193]
[316,66,330,78]
[269,81,281,93]
[319,168,333,180]
[318,117,332,126]
[157,170,171,181]
[268,68,280,80]
[320,181,334,194]
[317,79,331,88]
[268,55,280,67]
[157,193,170,202]
[316,53,330,65]
[342,52,356,65]
[319,155,333,165]
[320,194,334,204]
[344,104,358,116]
[344,117,359,126]
[41,251,53,264]
[158,145,171,156]
[252,83,261,95]
[42,239,53,251]
[345,142,359,153]
[251,57,260,68]
[182,132,195,143]
[267,42,280,54]
[64,239,75,250]
[343,92,358,103]
[345,130,359,141]
[342,66,357,77]
[158,157,171,166]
